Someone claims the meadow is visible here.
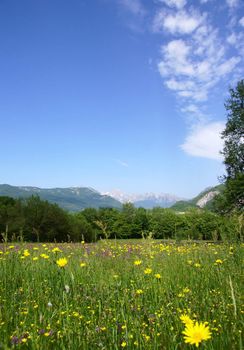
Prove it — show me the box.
[0,240,243,349]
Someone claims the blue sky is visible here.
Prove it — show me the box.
[0,0,243,198]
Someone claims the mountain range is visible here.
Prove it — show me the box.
[0,184,122,211]
[0,184,223,212]
[170,184,224,211]
[102,189,183,209]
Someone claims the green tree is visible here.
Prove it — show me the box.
[216,80,244,213]
[222,80,244,178]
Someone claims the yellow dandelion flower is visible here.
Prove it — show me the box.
[180,314,194,326]
[121,341,127,347]
[23,250,30,257]
[215,259,223,264]
[80,262,87,267]
[136,289,143,295]
[183,321,212,347]
[154,273,161,279]
[52,247,62,253]
[40,253,49,259]
[134,260,142,266]
[144,268,152,275]
[56,257,68,268]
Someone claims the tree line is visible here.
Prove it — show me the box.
[0,195,242,242]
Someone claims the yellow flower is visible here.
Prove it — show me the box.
[56,257,68,268]
[194,263,201,268]
[154,273,161,279]
[134,260,142,266]
[215,259,223,264]
[121,341,127,347]
[183,321,212,347]
[52,247,62,253]
[23,250,30,257]
[80,262,87,267]
[136,289,143,295]
[144,268,152,275]
[180,314,194,326]
[40,254,49,259]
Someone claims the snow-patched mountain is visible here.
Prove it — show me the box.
[171,185,224,211]
[102,190,183,209]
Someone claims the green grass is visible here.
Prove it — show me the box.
[0,240,243,349]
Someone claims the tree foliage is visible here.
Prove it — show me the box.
[215,80,244,213]
[0,196,242,242]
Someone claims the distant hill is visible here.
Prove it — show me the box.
[0,184,122,211]
[103,190,183,209]
[171,184,225,211]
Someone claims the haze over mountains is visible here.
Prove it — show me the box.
[0,184,222,212]
[102,190,183,209]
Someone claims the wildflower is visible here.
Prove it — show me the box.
[40,253,49,259]
[180,314,194,327]
[52,247,62,253]
[183,321,212,347]
[47,302,53,308]
[136,289,143,295]
[56,257,68,268]
[11,336,19,345]
[215,259,223,264]
[121,341,127,347]
[194,263,201,268]
[80,262,87,267]
[23,250,30,257]
[134,260,142,266]
[154,273,161,279]
[144,268,152,275]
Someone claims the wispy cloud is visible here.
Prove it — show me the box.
[153,3,243,160]
[153,8,204,34]
[181,122,225,160]
[157,19,241,102]
[226,0,239,8]
[115,159,129,167]
[239,16,244,27]
[158,0,187,10]
[118,0,146,17]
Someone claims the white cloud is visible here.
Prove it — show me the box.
[181,122,225,160]
[153,9,204,34]
[157,19,241,102]
[217,56,241,76]
[152,2,243,160]
[227,31,244,56]
[181,104,208,124]
[227,32,237,45]
[159,0,187,9]
[226,0,238,7]
[115,159,129,167]
[119,0,145,16]
[239,16,244,27]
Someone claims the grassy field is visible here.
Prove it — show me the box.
[0,240,243,349]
